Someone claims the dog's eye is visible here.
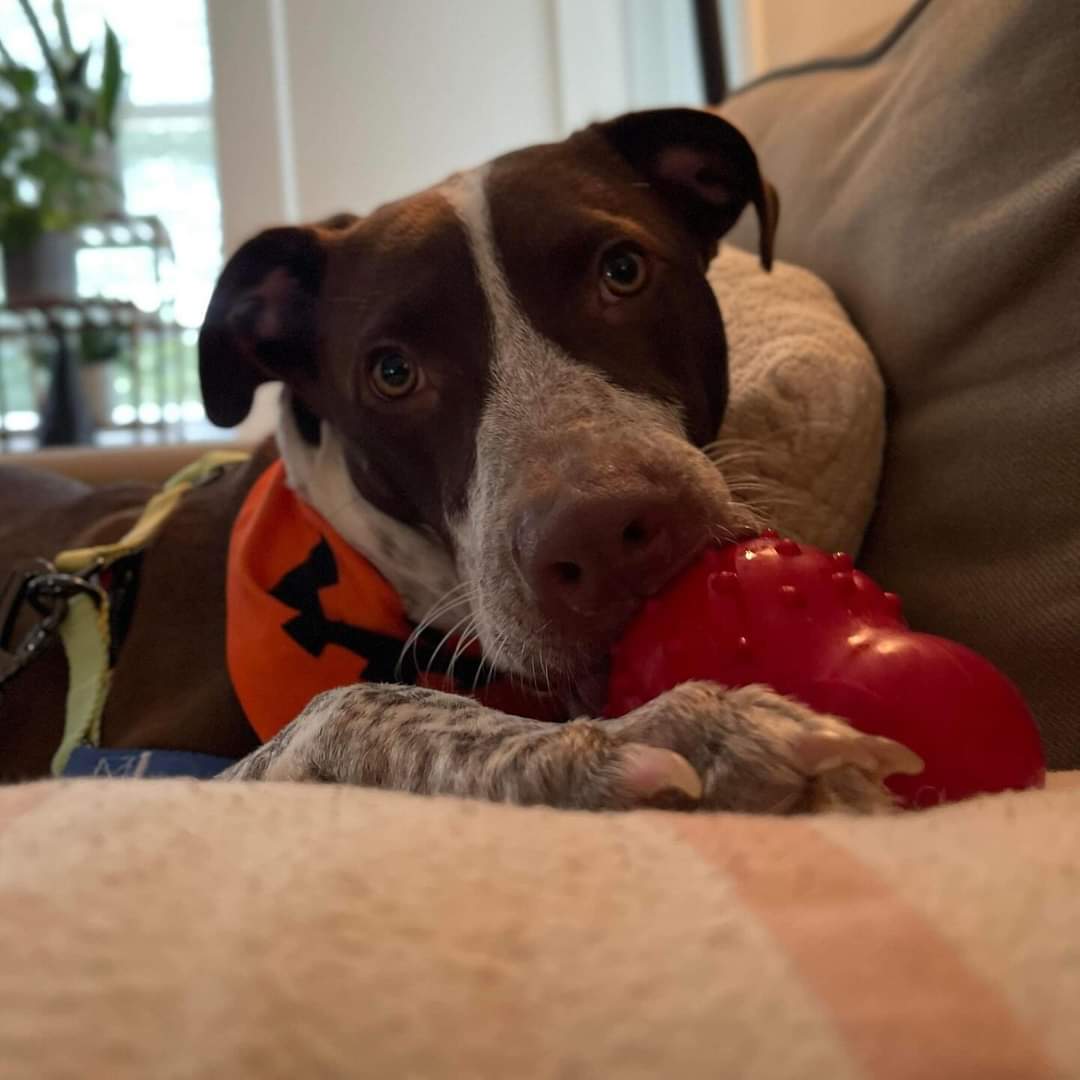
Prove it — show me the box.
[369,350,420,399]
[599,245,648,299]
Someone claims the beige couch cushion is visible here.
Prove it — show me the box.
[2,778,1078,1078]
[720,1,1080,767]
[8,441,245,487]
[711,245,884,554]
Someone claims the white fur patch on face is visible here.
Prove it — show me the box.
[275,392,461,628]
[437,167,723,680]
[441,166,685,420]
[440,169,683,424]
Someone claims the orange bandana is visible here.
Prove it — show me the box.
[227,461,559,742]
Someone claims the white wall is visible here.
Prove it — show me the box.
[206,0,295,252]
[208,0,702,252]
[209,0,565,251]
[281,0,564,224]
[556,0,702,133]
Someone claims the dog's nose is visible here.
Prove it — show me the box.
[515,491,709,636]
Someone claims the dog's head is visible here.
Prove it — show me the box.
[200,108,777,709]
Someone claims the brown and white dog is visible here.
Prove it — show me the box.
[0,109,917,809]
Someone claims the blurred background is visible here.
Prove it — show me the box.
[0,0,907,454]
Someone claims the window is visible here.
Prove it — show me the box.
[0,0,222,440]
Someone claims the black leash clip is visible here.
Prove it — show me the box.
[0,566,102,698]
[26,571,103,612]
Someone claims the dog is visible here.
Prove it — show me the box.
[0,109,918,809]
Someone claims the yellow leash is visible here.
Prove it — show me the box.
[48,450,251,775]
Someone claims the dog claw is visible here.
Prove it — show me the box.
[617,743,704,804]
[794,729,923,781]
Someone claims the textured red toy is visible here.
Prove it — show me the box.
[605,532,1045,808]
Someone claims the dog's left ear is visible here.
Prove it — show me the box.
[198,214,361,428]
[596,108,779,269]
[198,226,326,428]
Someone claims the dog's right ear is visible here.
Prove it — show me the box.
[198,226,326,428]
[596,108,779,270]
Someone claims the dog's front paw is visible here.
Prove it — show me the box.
[611,681,922,814]
[216,686,361,782]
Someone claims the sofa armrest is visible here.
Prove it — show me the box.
[9,442,251,487]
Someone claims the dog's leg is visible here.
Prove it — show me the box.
[218,682,919,813]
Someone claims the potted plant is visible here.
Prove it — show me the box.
[0,0,124,304]
[77,321,123,426]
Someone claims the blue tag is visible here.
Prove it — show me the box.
[62,746,237,779]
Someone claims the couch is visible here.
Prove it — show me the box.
[2,2,1078,1076]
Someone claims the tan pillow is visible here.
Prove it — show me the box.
[720,0,1080,767]
[711,245,884,554]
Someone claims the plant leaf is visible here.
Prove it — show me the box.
[16,0,64,99]
[52,0,74,56]
[1,203,45,251]
[99,23,122,138]
[50,46,91,124]
[0,4,124,248]
[0,64,37,97]
[67,46,90,86]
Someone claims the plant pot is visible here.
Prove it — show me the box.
[2,230,79,305]
[38,338,94,447]
[79,362,116,428]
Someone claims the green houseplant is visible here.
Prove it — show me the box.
[0,0,124,303]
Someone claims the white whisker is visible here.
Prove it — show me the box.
[446,620,480,684]
[396,582,474,680]
[701,434,810,535]
[419,610,475,680]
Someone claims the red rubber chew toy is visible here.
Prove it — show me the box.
[605,532,1045,808]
